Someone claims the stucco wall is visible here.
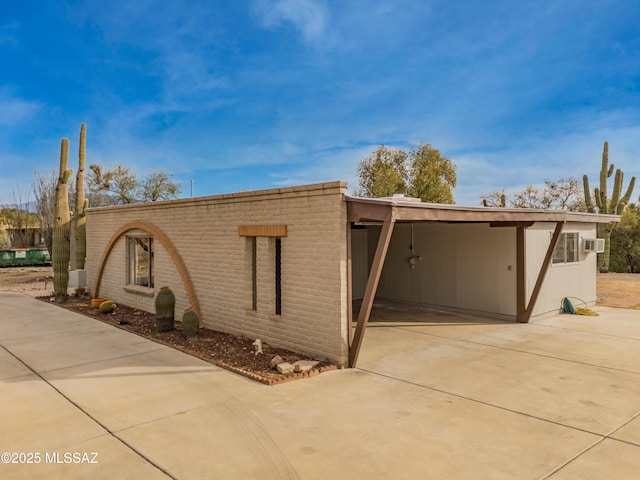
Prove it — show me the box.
[85,182,350,366]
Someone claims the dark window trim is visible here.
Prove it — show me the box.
[251,236,257,311]
[275,237,281,315]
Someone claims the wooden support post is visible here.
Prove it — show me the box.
[518,222,564,323]
[346,222,353,345]
[516,226,526,322]
[348,212,396,367]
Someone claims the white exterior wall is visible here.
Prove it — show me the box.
[361,221,598,321]
[374,223,518,317]
[85,182,350,366]
[526,222,598,317]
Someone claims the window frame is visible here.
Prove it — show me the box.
[275,237,282,315]
[552,232,579,265]
[251,236,257,311]
[126,235,154,288]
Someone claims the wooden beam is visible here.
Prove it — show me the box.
[490,221,534,228]
[346,222,353,346]
[394,207,562,223]
[238,225,287,237]
[347,200,391,223]
[519,222,564,323]
[348,212,396,367]
[516,226,526,322]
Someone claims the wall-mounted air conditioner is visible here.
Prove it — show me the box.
[583,238,605,253]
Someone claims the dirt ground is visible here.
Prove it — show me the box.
[0,266,53,292]
[595,273,640,309]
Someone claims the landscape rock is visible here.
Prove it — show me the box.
[293,360,319,373]
[270,355,284,369]
[277,362,295,374]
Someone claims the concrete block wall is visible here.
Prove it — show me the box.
[85,182,350,366]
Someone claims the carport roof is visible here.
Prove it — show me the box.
[346,195,620,224]
[346,195,620,368]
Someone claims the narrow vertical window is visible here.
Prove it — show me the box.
[251,236,257,311]
[275,237,281,315]
[127,236,154,287]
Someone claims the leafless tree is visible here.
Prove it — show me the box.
[32,169,58,255]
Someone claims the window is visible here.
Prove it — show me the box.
[251,237,257,310]
[275,237,282,315]
[127,236,154,287]
[552,232,579,265]
[238,225,286,315]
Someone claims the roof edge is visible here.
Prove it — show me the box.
[87,181,348,214]
[346,196,620,224]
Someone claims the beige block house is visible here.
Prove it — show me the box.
[85,181,617,367]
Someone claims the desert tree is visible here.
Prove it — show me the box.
[32,169,58,255]
[355,143,456,203]
[88,164,182,206]
[609,203,640,273]
[140,171,182,202]
[480,177,584,211]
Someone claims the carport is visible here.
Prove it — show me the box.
[345,196,618,367]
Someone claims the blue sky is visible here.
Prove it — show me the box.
[1,0,639,206]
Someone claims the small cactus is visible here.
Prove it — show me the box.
[155,286,175,332]
[99,300,117,314]
[182,308,199,340]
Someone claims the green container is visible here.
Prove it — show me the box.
[0,248,51,267]
[0,250,16,266]
[26,248,51,265]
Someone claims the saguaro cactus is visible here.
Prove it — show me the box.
[583,141,636,272]
[75,123,88,270]
[53,138,73,302]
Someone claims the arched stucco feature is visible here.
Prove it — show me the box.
[93,220,201,322]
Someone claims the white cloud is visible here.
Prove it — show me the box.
[0,92,40,126]
[267,144,377,192]
[254,0,329,42]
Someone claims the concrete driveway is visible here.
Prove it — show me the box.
[2,292,640,479]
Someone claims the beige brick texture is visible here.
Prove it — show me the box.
[86,182,350,366]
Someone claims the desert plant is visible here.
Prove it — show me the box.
[583,141,636,272]
[53,138,72,303]
[155,286,175,332]
[75,123,88,271]
[99,300,117,314]
[182,308,199,340]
